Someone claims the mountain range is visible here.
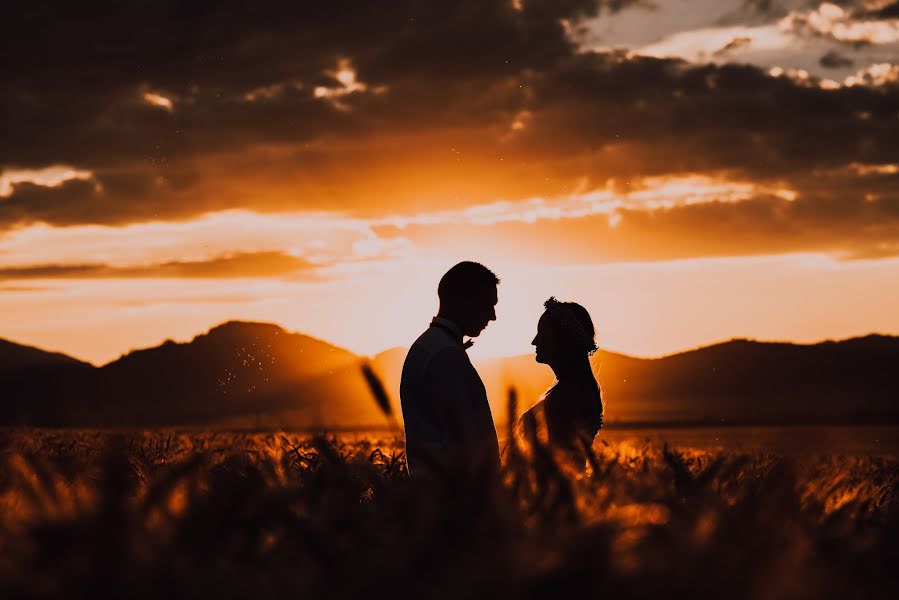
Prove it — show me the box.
[1,321,897,428]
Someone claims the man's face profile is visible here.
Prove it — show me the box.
[461,284,497,337]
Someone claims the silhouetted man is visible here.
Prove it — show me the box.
[400,261,500,478]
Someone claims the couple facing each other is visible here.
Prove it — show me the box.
[400,261,603,477]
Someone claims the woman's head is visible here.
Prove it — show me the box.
[532,297,597,365]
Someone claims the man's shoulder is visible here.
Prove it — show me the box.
[408,326,462,357]
[403,328,468,377]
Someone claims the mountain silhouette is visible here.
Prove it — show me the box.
[591,336,898,423]
[96,321,368,424]
[1,339,95,423]
[0,339,88,371]
[1,323,896,427]
[1,322,389,427]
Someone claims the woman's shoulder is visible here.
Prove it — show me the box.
[549,377,599,398]
[545,377,602,428]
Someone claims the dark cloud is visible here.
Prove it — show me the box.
[0,173,207,227]
[0,0,644,225]
[713,36,753,56]
[518,53,899,181]
[864,1,899,19]
[2,0,899,262]
[819,50,855,69]
[742,0,777,11]
[2,0,631,167]
[0,251,317,280]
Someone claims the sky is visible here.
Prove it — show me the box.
[2,0,899,365]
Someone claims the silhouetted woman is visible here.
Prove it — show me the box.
[516,297,603,463]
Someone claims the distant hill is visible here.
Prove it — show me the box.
[0,322,391,427]
[97,321,361,423]
[0,339,95,424]
[359,335,899,426]
[593,336,899,423]
[0,339,88,371]
[1,324,897,427]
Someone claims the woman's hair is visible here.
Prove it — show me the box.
[543,296,598,356]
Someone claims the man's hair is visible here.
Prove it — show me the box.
[438,261,499,301]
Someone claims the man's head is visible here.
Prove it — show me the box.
[437,261,499,337]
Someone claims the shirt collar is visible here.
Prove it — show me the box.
[430,316,473,349]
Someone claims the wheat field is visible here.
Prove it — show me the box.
[0,422,895,600]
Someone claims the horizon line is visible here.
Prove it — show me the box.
[2,318,895,369]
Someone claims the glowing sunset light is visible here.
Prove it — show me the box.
[142,91,174,111]
[843,63,899,87]
[2,252,898,366]
[0,175,797,271]
[636,25,792,61]
[313,58,381,110]
[780,3,899,45]
[850,162,899,176]
[1,0,898,369]
[0,165,94,197]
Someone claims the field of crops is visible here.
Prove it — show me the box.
[0,426,896,600]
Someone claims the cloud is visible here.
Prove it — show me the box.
[848,162,899,175]
[379,186,899,263]
[0,165,94,197]
[0,0,897,269]
[713,36,754,56]
[375,175,796,227]
[586,2,898,83]
[842,61,899,84]
[773,60,899,88]
[0,251,318,281]
[636,24,793,61]
[3,0,634,168]
[867,1,899,19]
[312,58,386,111]
[142,91,174,111]
[819,49,855,67]
[779,2,899,45]
[0,1,655,227]
[3,47,897,232]
[0,209,410,272]
[0,285,52,292]
[0,173,201,227]
[2,162,896,271]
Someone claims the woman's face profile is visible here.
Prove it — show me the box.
[532,311,558,364]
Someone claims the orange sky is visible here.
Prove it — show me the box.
[2,250,898,365]
[2,1,899,364]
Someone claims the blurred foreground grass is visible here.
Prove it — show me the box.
[0,427,896,600]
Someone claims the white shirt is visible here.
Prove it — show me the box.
[399,317,499,477]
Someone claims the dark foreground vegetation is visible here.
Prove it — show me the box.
[0,425,896,600]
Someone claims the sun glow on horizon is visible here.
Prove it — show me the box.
[2,253,898,367]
